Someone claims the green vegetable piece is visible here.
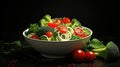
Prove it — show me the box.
[92,47,108,59]
[83,28,90,36]
[39,14,53,27]
[52,32,59,41]
[40,36,48,41]
[70,34,80,40]
[106,41,120,61]
[43,14,52,22]
[26,23,39,35]
[89,38,105,49]
[71,18,81,29]
[0,40,22,55]
[11,41,21,46]
[40,19,48,26]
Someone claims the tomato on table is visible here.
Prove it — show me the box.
[72,49,86,62]
[85,51,95,62]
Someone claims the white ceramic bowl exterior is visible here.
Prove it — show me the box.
[23,27,93,58]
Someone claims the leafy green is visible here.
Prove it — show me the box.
[39,14,53,26]
[52,32,59,41]
[43,14,52,22]
[40,36,48,41]
[0,40,22,54]
[71,18,81,29]
[88,38,105,49]
[70,34,80,40]
[0,40,37,59]
[83,28,90,36]
[40,19,48,26]
[26,23,39,35]
[106,41,120,61]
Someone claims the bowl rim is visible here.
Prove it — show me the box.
[22,26,93,43]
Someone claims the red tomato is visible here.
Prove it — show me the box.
[85,51,95,62]
[30,34,39,40]
[48,22,58,28]
[74,27,83,36]
[46,31,53,37]
[55,18,61,23]
[59,26,68,34]
[72,49,86,62]
[62,17,70,23]
[81,33,87,38]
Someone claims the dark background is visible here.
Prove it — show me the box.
[1,0,120,67]
[1,0,119,44]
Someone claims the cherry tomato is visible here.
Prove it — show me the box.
[62,17,70,23]
[72,49,86,62]
[46,31,53,37]
[85,51,95,62]
[59,26,68,34]
[30,34,39,40]
[54,18,61,23]
[48,22,58,28]
[74,27,83,36]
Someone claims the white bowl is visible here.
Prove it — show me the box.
[23,27,93,58]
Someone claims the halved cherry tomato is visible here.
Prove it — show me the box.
[85,51,95,62]
[30,34,39,40]
[48,22,58,28]
[81,33,87,38]
[46,31,53,37]
[74,27,83,36]
[59,26,68,34]
[54,18,61,23]
[62,17,70,23]
[72,49,86,62]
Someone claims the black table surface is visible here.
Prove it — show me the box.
[1,58,120,67]
[0,49,120,67]
[0,37,120,67]
[0,53,120,67]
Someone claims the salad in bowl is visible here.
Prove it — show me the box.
[25,15,91,41]
[23,14,93,58]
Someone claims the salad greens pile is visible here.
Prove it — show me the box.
[25,14,90,41]
[0,40,22,55]
[0,40,37,59]
[87,38,120,61]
